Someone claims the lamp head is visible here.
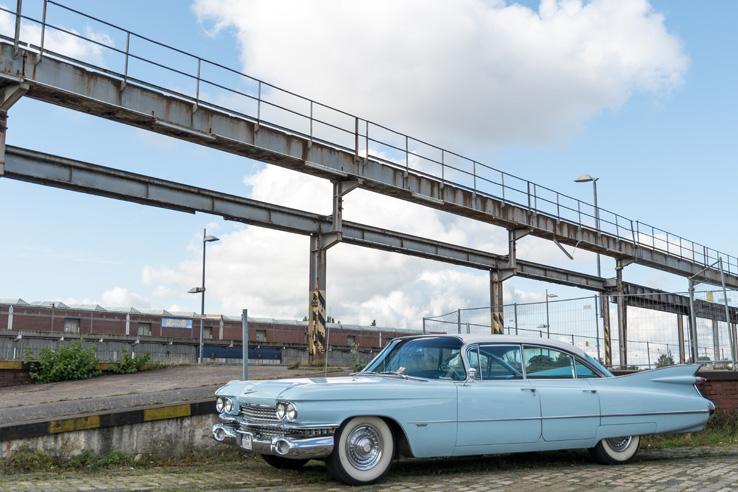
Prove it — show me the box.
[574,174,598,183]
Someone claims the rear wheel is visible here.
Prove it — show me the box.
[590,435,640,464]
[325,416,394,485]
[260,454,309,470]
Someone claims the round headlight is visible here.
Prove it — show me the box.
[223,398,233,414]
[275,402,286,420]
[285,402,298,421]
[216,397,224,413]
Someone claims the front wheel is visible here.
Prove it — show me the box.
[325,416,394,485]
[260,454,309,470]
[589,435,640,464]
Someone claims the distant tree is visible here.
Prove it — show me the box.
[371,320,377,326]
[303,316,308,321]
[656,350,675,368]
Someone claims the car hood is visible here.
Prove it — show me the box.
[215,374,437,404]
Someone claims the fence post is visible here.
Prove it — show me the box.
[718,258,737,367]
[422,317,426,334]
[457,309,461,334]
[13,0,22,56]
[242,309,248,380]
[594,295,601,363]
[646,342,651,369]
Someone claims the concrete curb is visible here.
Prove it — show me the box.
[0,399,216,441]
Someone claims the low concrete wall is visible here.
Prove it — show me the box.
[0,401,219,457]
[0,414,220,457]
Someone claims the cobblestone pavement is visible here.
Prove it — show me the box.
[1,446,736,492]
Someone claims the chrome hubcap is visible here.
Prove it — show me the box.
[346,424,383,470]
[606,436,632,452]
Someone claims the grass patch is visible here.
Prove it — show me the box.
[0,445,248,475]
[642,411,738,449]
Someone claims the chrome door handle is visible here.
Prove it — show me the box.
[521,388,536,393]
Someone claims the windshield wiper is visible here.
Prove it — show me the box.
[379,371,408,379]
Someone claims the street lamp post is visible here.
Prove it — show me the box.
[545,289,557,338]
[574,174,600,278]
[189,228,220,364]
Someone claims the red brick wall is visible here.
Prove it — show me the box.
[698,377,738,415]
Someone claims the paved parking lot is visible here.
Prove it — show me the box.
[1,446,736,491]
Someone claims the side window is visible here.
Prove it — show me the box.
[524,346,574,379]
[477,344,523,380]
[575,359,601,378]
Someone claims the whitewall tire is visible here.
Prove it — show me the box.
[590,435,640,464]
[325,416,394,485]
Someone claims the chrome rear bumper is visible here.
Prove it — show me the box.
[212,423,334,460]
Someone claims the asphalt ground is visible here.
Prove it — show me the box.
[0,364,352,425]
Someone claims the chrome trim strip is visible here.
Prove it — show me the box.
[601,409,710,418]
[409,408,709,426]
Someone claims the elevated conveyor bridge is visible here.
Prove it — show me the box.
[0,2,736,366]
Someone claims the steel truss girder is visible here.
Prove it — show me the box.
[0,42,734,289]
[3,145,604,291]
[4,145,721,323]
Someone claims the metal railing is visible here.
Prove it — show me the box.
[2,0,737,275]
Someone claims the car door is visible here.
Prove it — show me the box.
[456,344,542,448]
[524,345,601,442]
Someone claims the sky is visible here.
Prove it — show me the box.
[0,0,736,330]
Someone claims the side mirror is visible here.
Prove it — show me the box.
[463,368,477,385]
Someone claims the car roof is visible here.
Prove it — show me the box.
[401,333,590,359]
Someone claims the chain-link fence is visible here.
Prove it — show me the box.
[423,290,738,371]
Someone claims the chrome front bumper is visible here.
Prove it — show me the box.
[212,423,334,460]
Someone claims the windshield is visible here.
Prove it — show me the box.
[363,337,466,380]
[585,353,613,377]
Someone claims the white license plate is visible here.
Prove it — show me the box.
[239,433,252,450]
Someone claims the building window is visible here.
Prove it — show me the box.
[204,326,212,340]
[347,335,356,346]
[256,330,267,342]
[137,323,151,336]
[64,318,80,333]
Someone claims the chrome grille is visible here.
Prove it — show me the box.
[239,424,335,441]
[240,404,278,421]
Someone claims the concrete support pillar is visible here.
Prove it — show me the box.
[688,278,699,362]
[490,270,505,335]
[677,314,686,364]
[0,83,29,177]
[616,260,628,368]
[308,234,327,363]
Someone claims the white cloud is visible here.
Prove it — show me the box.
[193,0,687,150]
[100,287,150,309]
[140,0,689,328]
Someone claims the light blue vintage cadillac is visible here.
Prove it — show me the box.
[212,335,715,485]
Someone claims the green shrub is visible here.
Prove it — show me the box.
[110,347,151,374]
[351,343,364,372]
[23,340,101,384]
